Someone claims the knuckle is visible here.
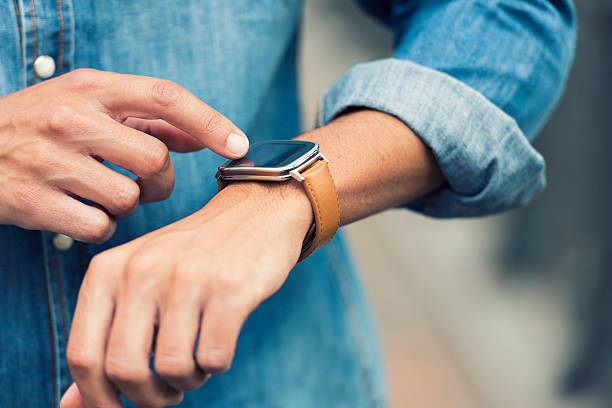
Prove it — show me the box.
[67,342,99,374]
[215,272,245,294]
[154,353,193,380]
[105,356,146,385]
[113,181,140,212]
[18,141,62,173]
[170,258,200,285]
[80,251,121,297]
[64,68,100,89]
[171,392,185,406]
[85,253,116,281]
[143,140,170,176]
[198,111,224,136]
[123,251,159,282]
[80,212,112,243]
[196,347,231,375]
[41,104,79,132]
[88,253,111,273]
[151,79,181,107]
[157,180,174,201]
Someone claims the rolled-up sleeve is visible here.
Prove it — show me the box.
[320,0,576,217]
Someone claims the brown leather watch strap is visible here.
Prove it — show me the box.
[216,157,339,262]
[217,178,228,191]
[297,159,339,261]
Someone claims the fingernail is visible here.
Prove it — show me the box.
[226,131,249,157]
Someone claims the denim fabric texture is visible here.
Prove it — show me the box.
[0,0,575,407]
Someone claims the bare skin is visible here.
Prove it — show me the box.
[60,109,445,407]
[0,68,249,242]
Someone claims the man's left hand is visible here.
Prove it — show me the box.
[60,181,313,408]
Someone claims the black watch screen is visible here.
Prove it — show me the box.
[228,141,314,168]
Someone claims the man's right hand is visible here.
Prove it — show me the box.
[0,69,248,243]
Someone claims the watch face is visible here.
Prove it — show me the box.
[226,140,317,169]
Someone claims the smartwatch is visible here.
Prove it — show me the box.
[216,140,339,261]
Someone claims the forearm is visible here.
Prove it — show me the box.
[203,108,444,242]
[298,109,444,225]
[317,1,575,218]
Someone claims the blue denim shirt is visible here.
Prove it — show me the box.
[0,1,575,407]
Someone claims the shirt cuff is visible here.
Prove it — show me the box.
[320,58,546,218]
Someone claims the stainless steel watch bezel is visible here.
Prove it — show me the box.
[216,140,323,182]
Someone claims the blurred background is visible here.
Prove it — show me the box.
[299,1,610,407]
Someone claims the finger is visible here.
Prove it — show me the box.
[53,155,140,218]
[26,188,116,243]
[99,74,249,158]
[86,116,175,203]
[154,269,208,391]
[195,297,251,375]
[59,383,84,408]
[66,256,123,408]
[123,117,205,153]
[105,267,182,407]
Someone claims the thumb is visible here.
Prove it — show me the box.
[60,382,85,408]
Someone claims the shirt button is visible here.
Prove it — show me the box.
[52,233,74,251]
[33,55,56,79]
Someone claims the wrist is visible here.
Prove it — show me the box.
[297,109,445,224]
[210,180,314,250]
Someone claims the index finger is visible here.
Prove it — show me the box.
[66,256,123,408]
[95,71,249,159]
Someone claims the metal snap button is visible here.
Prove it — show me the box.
[52,233,74,251]
[34,55,56,79]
